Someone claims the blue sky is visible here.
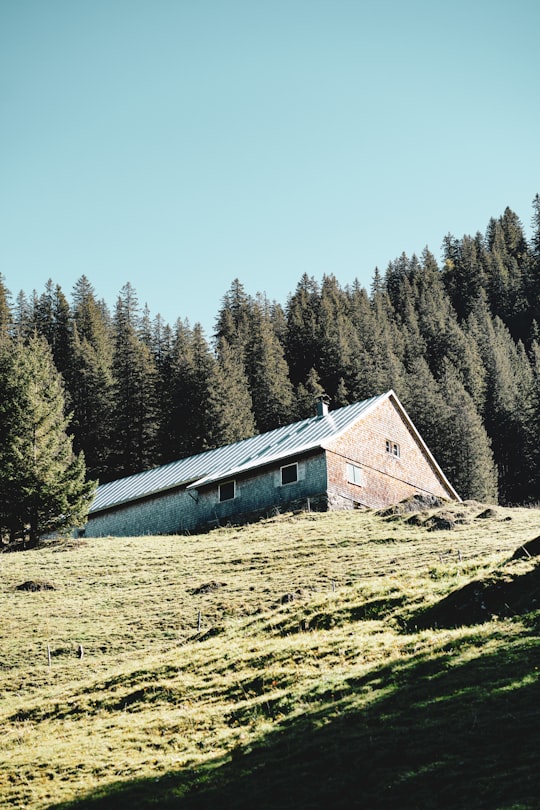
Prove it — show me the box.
[1,0,539,337]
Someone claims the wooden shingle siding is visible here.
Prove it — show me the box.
[325,397,454,509]
[84,452,328,537]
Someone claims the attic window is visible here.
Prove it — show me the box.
[346,463,363,486]
[281,463,298,485]
[219,481,236,502]
[386,440,400,458]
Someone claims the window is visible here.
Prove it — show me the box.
[346,463,363,486]
[219,480,236,502]
[281,463,298,485]
[385,439,400,457]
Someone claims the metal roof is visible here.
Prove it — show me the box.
[90,393,388,514]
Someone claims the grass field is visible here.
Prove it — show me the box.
[1,500,539,809]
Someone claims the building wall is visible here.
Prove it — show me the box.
[325,396,457,510]
[84,452,328,537]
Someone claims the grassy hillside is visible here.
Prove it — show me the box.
[1,501,539,809]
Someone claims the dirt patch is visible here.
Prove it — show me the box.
[15,580,56,592]
[378,494,447,517]
[424,513,456,532]
[189,581,227,595]
[476,508,500,520]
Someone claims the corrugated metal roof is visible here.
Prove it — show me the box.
[90,393,387,514]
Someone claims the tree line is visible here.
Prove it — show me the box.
[1,196,539,543]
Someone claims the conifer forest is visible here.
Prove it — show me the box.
[2,196,540,534]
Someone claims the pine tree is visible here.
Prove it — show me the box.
[528,340,540,500]
[484,209,529,339]
[33,280,72,374]
[162,321,223,460]
[442,232,488,320]
[285,274,321,386]
[438,362,498,502]
[68,277,115,481]
[244,298,295,432]
[182,323,224,453]
[0,335,96,546]
[12,290,33,339]
[527,194,540,329]
[469,299,533,503]
[110,285,159,477]
[214,278,252,351]
[0,274,12,344]
[295,367,326,419]
[213,337,256,444]
[316,274,358,400]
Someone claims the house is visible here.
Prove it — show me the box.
[83,390,460,537]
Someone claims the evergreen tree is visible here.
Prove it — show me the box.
[12,290,33,339]
[213,336,256,444]
[0,274,12,343]
[484,209,529,339]
[111,285,159,477]
[34,280,72,373]
[285,274,321,386]
[214,278,252,351]
[401,357,497,502]
[0,335,95,546]
[181,323,224,452]
[162,321,228,460]
[295,367,326,419]
[527,194,540,328]
[244,299,295,432]
[316,274,358,400]
[438,362,498,502]
[68,277,115,481]
[528,340,540,500]
[469,299,533,503]
[442,232,488,320]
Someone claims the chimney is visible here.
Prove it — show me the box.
[316,398,329,418]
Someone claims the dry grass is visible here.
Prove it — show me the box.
[0,502,539,809]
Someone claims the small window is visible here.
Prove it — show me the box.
[281,463,298,485]
[385,439,400,458]
[219,481,236,502]
[346,463,363,486]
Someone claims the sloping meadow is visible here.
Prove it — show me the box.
[1,503,539,809]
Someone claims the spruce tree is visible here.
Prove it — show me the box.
[0,335,96,546]
[285,274,320,386]
[34,280,72,374]
[68,277,115,481]
[213,336,256,444]
[316,274,358,400]
[438,362,498,503]
[244,298,295,432]
[295,367,326,419]
[214,278,252,351]
[111,285,159,477]
[0,275,12,343]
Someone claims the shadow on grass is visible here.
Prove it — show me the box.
[413,560,540,630]
[50,628,540,810]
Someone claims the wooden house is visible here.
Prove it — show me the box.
[83,390,459,537]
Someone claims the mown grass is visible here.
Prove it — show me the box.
[1,501,539,809]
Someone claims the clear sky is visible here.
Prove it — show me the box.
[1,0,539,337]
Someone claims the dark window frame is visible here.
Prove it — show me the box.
[280,462,298,485]
[219,480,236,502]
